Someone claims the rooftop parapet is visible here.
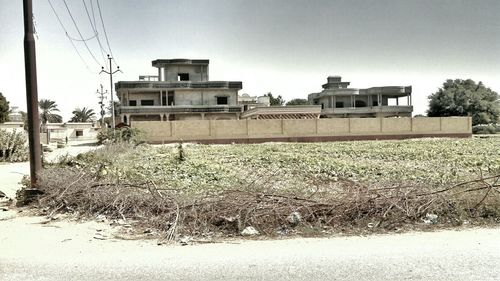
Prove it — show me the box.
[152,59,209,68]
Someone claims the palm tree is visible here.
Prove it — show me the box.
[39,99,62,124]
[70,107,96,122]
[39,99,62,143]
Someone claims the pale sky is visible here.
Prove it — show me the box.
[1,0,499,120]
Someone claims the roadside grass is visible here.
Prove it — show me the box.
[32,138,500,240]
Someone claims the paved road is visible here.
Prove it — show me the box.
[0,215,499,281]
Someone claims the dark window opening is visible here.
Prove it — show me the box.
[141,100,154,106]
[217,96,228,105]
[167,91,174,105]
[373,101,379,106]
[161,93,166,106]
[355,100,367,107]
[75,130,83,137]
[335,102,344,108]
[177,73,189,81]
[321,103,324,109]
[129,100,137,106]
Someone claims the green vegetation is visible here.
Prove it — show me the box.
[285,98,309,106]
[265,92,285,106]
[97,127,143,144]
[39,99,62,124]
[427,79,499,126]
[0,93,10,123]
[70,107,96,122]
[34,138,500,238]
[0,129,28,162]
[74,138,499,193]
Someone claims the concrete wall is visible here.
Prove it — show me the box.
[163,65,208,82]
[132,117,472,143]
[0,122,24,133]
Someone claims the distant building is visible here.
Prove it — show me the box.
[238,94,270,110]
[308,76,413,118]
[115,59,243,123]
[8,106,22,122]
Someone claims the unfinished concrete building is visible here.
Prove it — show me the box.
[308,76,413,118]
[115,59,243,123]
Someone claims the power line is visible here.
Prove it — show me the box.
[62,0,102,67]
[82,0,108,70]
[47,0,94,73]
[96,0,119,67]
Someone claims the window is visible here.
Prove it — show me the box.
[75,130,83,137]
[161,93,166,106]
[167,91,175,105]
[177,73,189,81]
[217,96,228,105]
[141,100,154,106]
[335,102,344,108]
[129,100,137,106]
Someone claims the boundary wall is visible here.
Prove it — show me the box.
[131,117,472,144]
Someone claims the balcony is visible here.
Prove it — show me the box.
[120,105,243,114]
[115,81,243,90]
[321,106,413,115]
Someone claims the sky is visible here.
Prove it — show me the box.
[0,0,499,120]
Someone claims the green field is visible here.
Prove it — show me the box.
[75,138,500,194]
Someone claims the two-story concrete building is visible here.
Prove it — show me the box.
[115,59,243,123]
[308,76,413,118]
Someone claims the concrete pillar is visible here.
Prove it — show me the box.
[160,114,163,122]
[377,93,381,106]
[333,96,336,109]
[166,114,170,121]
[160,90,163,106]
[201,113,205,120]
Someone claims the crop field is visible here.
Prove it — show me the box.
[36,137,500,238]
[74,138,499,193]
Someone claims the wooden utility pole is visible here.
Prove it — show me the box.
[23,0,42,187]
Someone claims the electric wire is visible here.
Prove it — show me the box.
[47,0,94,73]
[96,0,119,67]
[62,0,102,67]
[82,0,108,70]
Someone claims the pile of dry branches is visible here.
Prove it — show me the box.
[34,167,500,240]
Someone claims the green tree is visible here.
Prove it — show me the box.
[285,98,309,106]
[427,79,499,126]
[39,99,62,124]
[70,107,96,122]
[0,93,10,123]
[265,92,285,106]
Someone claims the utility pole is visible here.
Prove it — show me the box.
[100,54,121,131]
[23,0,41,187]
[96,84,107,128]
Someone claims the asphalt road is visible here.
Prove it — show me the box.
[1,215,499,281]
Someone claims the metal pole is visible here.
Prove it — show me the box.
[100,54,120,131]
[23,0,42,187]
[109,56,115,129]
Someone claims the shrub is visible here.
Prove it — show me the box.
[0,129,28,162]
[97,127,144,145]
[472,123,499,134]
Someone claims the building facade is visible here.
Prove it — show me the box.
[116,59,243,124]
[308,76,413,118]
